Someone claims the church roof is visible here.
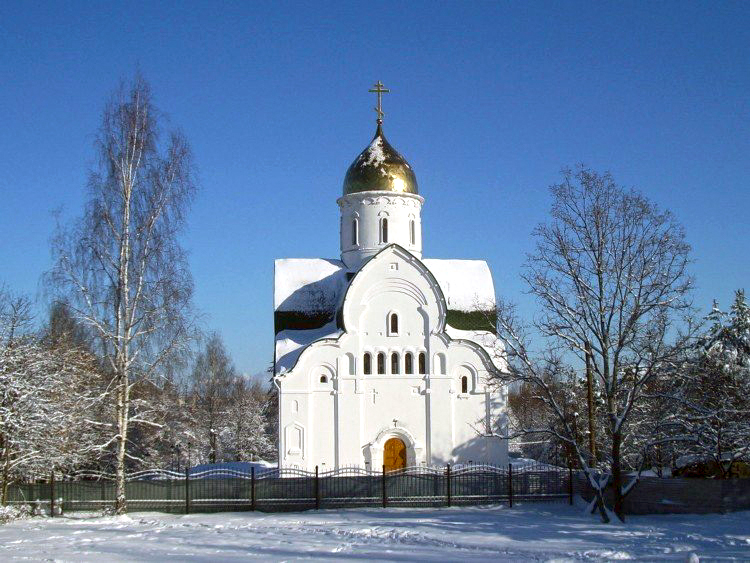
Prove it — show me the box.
[342,124,418,196]
[273,256,497,373]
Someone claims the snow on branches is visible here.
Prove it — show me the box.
[0,294,104,504]
[664,290,750,477]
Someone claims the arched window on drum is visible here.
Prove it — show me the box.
[351,218,359,246]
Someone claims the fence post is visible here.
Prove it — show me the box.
[315,465,320,510]
[184,467,190,515]
[382,465,387,508]
[568,466,574,505]
[250,466,256,511]
[446,464,451,507]
[508,463,513,508]
[50,471,55,517]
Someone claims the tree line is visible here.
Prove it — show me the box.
[0,293,275,506]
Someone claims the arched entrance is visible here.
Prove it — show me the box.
[383,437,407,471]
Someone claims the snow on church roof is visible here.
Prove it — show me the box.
[273,256,498,374]
[275,321,342,374]
[422,259,496,312]
[274,258,348,313]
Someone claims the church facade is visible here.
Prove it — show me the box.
[273,86,507,471]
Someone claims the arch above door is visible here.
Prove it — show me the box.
[365,425,424,469]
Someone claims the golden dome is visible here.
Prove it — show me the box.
[343,124,418,196]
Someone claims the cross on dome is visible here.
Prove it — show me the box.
[368,81,390,124]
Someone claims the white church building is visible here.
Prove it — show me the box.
[273,84,508,472]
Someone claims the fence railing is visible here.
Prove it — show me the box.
[6,462,572,514]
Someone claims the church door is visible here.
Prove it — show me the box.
[383,437,407,471]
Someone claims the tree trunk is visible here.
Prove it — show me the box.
[209,430,217,464]
[0,443,10,506]
[585,342,597,467]
[113,146,132,515]
[114,369,129,514]
[611,431,624,521]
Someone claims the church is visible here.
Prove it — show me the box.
[273,83,508,472]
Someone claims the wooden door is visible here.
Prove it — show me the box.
[383,438,407,471]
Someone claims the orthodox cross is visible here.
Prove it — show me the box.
[369,81,390,123]
[371,388,379,404]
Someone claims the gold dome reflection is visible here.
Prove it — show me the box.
[391,178,406,192]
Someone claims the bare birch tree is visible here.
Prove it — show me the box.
[47,75,197,513]
[493,167,693,522]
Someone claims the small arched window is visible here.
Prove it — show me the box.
[405,353,413,374]
[389,312,398,335]
[381,218,388,243]
[377,352,386,374]
[461,375,468,394]
[320,375,328,383]
[352,218,359,246]
[363,352,372,375]
[391,352,400,374]
[418,352,426,374]
[409,220,415,245]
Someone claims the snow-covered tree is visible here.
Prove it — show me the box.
[186,335,276,465]
[0,292,103,504]
[188,334,235,464]
[222,378,275,462]
[665,291,750,477]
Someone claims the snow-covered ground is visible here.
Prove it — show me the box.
[1,503,749,561]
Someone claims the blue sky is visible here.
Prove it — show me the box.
[1,1,748,376]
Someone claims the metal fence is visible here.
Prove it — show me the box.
[573,472,750,515]
[7,462,572,514]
